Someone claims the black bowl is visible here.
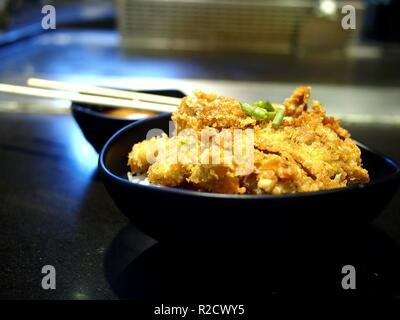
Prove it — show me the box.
[99,113,400,242]
[71,89,185,152]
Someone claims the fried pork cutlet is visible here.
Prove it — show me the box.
[172,90,256,132]
[127,87,369,194]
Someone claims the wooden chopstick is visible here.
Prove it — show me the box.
[27,78,182,106]
[0,83,177,113]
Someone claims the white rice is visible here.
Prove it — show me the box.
[127,172,151,186]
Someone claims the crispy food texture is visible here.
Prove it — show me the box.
[127,87,370,194]
[172,90,256,132]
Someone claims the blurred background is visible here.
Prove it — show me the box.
[0,0,399,120]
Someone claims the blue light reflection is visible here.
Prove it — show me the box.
[69,124,98,175]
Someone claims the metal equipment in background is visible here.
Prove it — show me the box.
[117,0,364,56]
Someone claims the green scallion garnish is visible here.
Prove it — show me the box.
[241,102,280,121]
[241,103,255,116]
[254,100,275,112]
[272,108,285,128]
[266,111,277,120]
[252,107,268,120]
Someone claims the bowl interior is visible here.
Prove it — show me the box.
[103,113,171,179]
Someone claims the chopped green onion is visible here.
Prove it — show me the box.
[272,108,285,128]
[241,103,255,116]
[266,111,276,120]
[254,100,275,112]
[242,102,280,122]
[252,107,268,120]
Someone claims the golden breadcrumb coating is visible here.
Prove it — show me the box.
[127,134,169,173]
[172,90,256,132]
[127,87,369,194]
[284,86,311,117]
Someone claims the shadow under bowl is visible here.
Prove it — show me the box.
[71,89,185,152]
[99,113,400,243]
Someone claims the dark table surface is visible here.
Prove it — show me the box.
[0,111,400,300]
